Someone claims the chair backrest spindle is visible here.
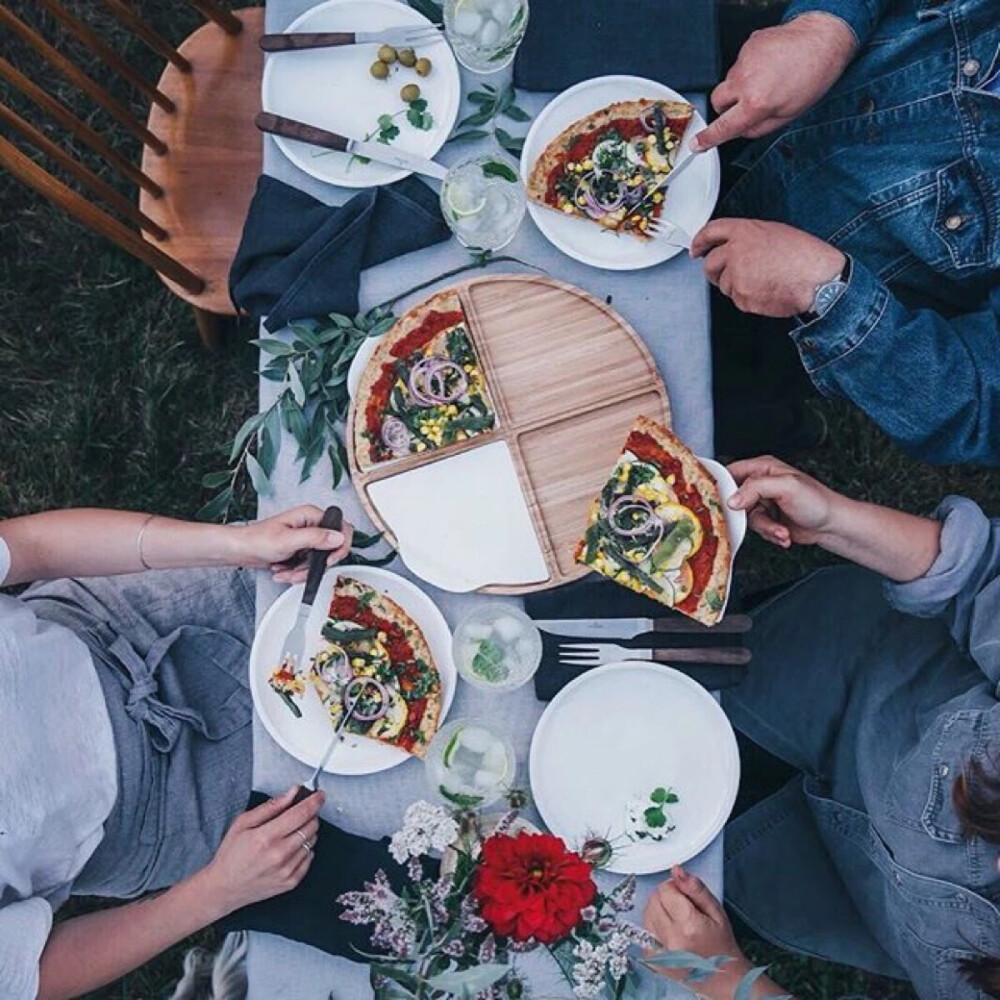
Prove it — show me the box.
[97,0,192,74]
[183,0,244,37]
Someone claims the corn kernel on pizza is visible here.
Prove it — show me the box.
[575,416,730,626]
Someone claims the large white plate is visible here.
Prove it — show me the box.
[261,0,461,187]
[530,661,739,874]
[520,75,720,270]
[250,566,457,775]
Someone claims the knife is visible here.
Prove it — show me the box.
[275,505,343,688]
[535,614,753,641]
[260,25,444,52]
[255,112,449,180]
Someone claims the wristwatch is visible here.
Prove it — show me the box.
[798,256,851,324]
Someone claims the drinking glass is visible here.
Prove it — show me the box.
[443,0,530,73]
[452,603,542,691]
[425,719,516,809]
[439,149,526,251]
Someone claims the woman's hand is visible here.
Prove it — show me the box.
[692,12,857,151]
[197,787,325,917]
[727,456,843,549]
[230,505,354,582]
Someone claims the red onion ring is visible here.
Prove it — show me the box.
[344,677,389,722]
[381,415,412,455]
[408,356,468,407]
[623,518,665,564]
[608,494,659,538]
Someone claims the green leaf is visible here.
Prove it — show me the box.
[651,787,667,804]
[734,966,771,1000]
[505,104,531,123]
[457,107,494,129]
[350,529,384,550]
[664,791,679,804]
[644,806,667,828]
[370,963,420,994]
[328,444,344,488]
[251,337,295,356]
[438,785,484,808]
[257,425,278,478]
[425,965,509,995]
[197,487,234,523]
[448,129,490,145]
[229,411,267,464]
[367,315,396,338]
[644,952,732,976]
[201,470,231,489]
[482,160,517,182]
[287,360,307,406]
[299,432,326,484]
[245,451,271,497]
[344,550,397,568]
[466,91,492,105]
[329,312,355,329]
[289,323,320,348]
[280,393,310,454]
[409,97,428,113]
[261,368,287,382]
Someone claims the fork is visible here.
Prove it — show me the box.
[646,214,695,248]
[558,641,751,668]
[260,25,443,52]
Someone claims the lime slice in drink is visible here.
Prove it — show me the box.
[442,726,463,768]
[444,178,487,219]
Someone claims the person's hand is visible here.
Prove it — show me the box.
[197,787,325,917]
[643,867,748,982]
[727,456,845,549]
[230,505,354,582]
[691,12,857,151]
[690,220,845,318]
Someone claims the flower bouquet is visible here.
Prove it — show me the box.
[338,798,771,1000]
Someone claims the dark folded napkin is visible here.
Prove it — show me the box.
[527,578,748,701]
[219,792,436,960]
[513,0,720,94]
[230,175,451,333]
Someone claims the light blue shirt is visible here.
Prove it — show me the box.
[0,539,117,1000]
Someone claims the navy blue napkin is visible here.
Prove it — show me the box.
[513,0,720,93]
[219,792,436,960]
[230,175,451,332]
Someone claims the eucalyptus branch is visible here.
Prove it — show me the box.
[448,82,530,158]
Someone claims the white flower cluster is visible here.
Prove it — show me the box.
[389,800,460,863]
[571,940,610,1000]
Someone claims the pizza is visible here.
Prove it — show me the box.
[354,290,497,470]
[308,576,442,757]
[574,416,731,626]
[527,99,694,239]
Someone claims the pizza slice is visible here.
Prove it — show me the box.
[308,576,442,757]
[527,98,694,239]
[355,290,498,470]
[574,416,731,626]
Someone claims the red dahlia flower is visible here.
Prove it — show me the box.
[472,832,597,944]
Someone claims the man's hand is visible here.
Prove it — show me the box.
[691,13,857,151]
[691,219,845,318]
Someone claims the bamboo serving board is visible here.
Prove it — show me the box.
[347,274,671,594]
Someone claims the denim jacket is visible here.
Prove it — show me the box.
[721,0,1000,465]
[723,498,1000,1000]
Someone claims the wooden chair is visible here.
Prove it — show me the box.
[0,0,265,349]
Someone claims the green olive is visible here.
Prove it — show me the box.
[400,83,421,103]
[397,47,417,67]
[415,57,432,77]
[369,59,390,79]
[377,44,397,63]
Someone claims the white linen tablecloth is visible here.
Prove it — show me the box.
[249,3,720,995]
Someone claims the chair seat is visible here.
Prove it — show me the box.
[140,7,264,315]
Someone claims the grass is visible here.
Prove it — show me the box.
[1,1,996,998]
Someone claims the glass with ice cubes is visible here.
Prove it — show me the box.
[426,719,516,809]
[440,150,526,252]
[452,603,542,691]
[444,0,529,73]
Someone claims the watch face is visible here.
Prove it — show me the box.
[815,280,847,316]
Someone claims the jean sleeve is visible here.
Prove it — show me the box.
[782,0,891,45]
[0,897,53,1000]
[885,497,1000,686]
[789,257,1000,465]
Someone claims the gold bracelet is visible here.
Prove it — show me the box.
[137,514,156,571]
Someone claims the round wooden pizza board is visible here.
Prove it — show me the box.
[347,274,672,594]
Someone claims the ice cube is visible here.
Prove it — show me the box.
[462,622,492,641]
[459,726,494,754]
[493,614,522,644]
[483,741,509,775]
[479,17,501,46]
[453,8,483,37]
[515,636,536,665]
[491,0,515,24]
[474,767,504,790]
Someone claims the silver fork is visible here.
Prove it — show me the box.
[260,25,444,52]
[646,215,695,248]
[557,642,752,668]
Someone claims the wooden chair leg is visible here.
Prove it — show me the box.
[192,305,224,351]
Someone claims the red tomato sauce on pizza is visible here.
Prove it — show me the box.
[363,308,465,461]
[625,430,718,614]
[328,593,431,752]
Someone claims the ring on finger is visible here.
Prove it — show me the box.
[296,828,313,852]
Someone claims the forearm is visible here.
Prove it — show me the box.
[37,870,225,1000]
[1,509,243,585]
[818,496,942,582]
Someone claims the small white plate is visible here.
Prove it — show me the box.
[250,566,456,775]
[530,661,740,874]
[261,0,461,188]
[520,75,720,270]
[700,456,746,617]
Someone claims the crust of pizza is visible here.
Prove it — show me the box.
[352,290,495,472]
[526,98,694,208]
[331,577,441,756]
[574,416,730,627]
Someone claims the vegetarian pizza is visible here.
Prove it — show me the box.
[354,290,497,470]
[575,417,730,626]
[527,99,694,239]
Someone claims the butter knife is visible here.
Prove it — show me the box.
[535,614,752,641]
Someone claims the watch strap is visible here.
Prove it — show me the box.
[797,256,852,325]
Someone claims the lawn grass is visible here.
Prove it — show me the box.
[1,1,996,998]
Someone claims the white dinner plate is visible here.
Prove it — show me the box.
[530,661,740,874]
[520,75,720,270]
[250,566,457,774]
[700,457,746,617]
[261,0,461,187]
